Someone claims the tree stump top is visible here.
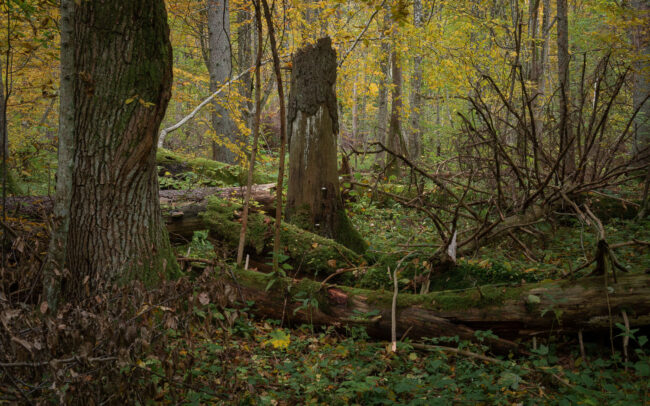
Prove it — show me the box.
[288,37,339,136]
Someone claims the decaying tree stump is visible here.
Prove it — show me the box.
[285,37,366,254]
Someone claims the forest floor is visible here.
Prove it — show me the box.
[2,163,650,404]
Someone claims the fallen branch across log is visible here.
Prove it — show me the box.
[221,269,650,353]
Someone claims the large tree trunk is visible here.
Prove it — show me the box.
[407,0,423,161]
[63,0,177,298]
[225,269,650,352]
[208,0,238,164]
[285,38,366,254]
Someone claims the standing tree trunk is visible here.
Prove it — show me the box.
[408,0,424,161]
[385,48,405,177]
[237,2,253,132]
[557,0,575,178]
[62,0,177,298]
[42,0,75,311]
[630,0,650,218]
[208,0,238,164]
[285,38,366,254]
[0,61,7,161]
[374,11,391,165]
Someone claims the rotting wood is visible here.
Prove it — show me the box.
[219,269,650,353]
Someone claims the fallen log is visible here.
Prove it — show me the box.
[0,184,276,244]
[162,184,275,243]
[222,269,650,353]
[201,197,364,276]
[1,187,364,275]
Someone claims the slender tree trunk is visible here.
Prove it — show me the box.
[374,11,390,165]
[285,38,366,254]
[237,2,253,132]
[0,62,7,161]
[260,0,288,272]
[630,0,650,157]
[237,0,263,266]
[386,48,405,177]
[630,0,650,218]
[557,0,575,177]
[352,78,358,144]
[408,0,423,161]
[62,0,177,298]
[208,0,238,163]
[42,0,75,311]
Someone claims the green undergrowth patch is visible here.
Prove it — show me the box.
[125,287,650,405]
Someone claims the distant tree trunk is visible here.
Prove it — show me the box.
[208,0,237,163]
[286,38,366,253]
[374,11,391,165]
[42,0,75,311]
[237,3,253,131]
[0,62,7,161]
[352,78,358,144]
[386,48,405,177]
[408,0,423,160]
[557,0,575,178]
[630,0,650,218]
[630,0,650,156]
[237,0,263,266]
[62,0,177,298]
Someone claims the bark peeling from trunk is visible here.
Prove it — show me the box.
[286,38,366,254]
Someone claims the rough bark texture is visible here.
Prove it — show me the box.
[64,0,177,297]
[285,38,366,254]
[208,0,238,164]
[226,270,650,352]
[42,0,75,310]
[408,0,423,161]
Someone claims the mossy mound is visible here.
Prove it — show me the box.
[201,197,363,276]
[156,148,274,188]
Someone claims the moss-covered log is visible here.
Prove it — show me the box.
[223,270,650,352]
[162,184,275,243]
[202,197,363,276]
[157,148,274,186]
